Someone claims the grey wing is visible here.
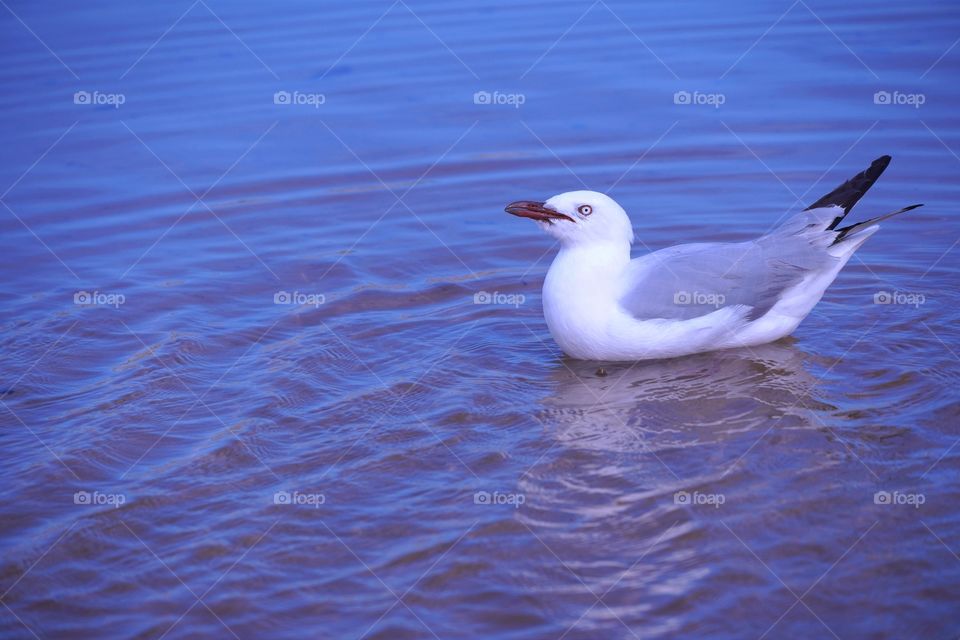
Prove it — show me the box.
[619,208,843,321]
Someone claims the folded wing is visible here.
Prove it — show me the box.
[618,207,842,321]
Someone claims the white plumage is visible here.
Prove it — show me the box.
[506,156,920,361]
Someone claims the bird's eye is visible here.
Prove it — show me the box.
[578,205,593,216]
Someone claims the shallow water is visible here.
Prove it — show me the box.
[2,0,959,638]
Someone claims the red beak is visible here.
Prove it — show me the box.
[504,201,575,223]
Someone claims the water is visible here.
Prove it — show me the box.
[2,1,959,638]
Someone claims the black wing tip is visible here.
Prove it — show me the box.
[807,154,894,221]
[831,202,924,245]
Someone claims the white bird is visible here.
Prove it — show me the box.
[506,156,922,361]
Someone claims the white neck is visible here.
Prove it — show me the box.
[541,240,631,355]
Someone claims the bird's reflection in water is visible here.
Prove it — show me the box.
[540,339,824,453]
[512,341,836,632]
[519,340,834,510]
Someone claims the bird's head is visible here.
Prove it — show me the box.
[505,190,634,247]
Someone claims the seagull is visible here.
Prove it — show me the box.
[506,156,922,361]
